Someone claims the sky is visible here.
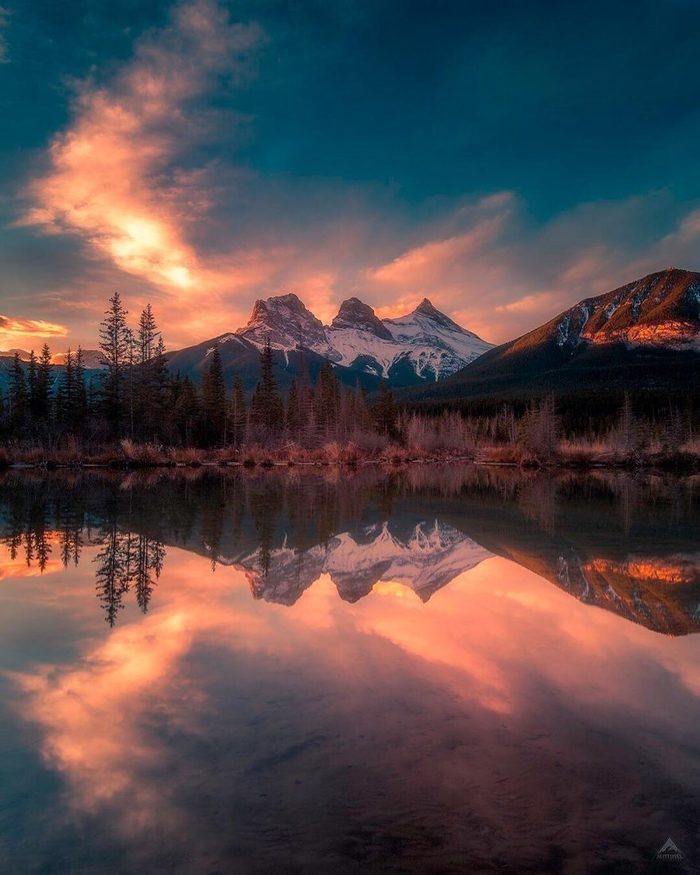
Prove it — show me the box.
[2,0,700,351]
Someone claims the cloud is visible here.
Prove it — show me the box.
[21,0,266,342]
[16,0,700,350]
[0,314,68,348]
[358,191,700,343]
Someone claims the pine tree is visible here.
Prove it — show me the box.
[150,335,168,439]
[7,352,28,431]
[230,374,246,446]
[373,381,397,437]
[125,326,138,439]
[170,373,199,446]
[35,344,53,423]
[137,304,158,365]
[27,350,37,421]
[201,345,227,445]
[286,378,300,435]
[132,305,166,441]
[58,348,75,429]
[314,360,339,437]
[74,347,88,430]
[99,291,130,435]
[250,338,284,436]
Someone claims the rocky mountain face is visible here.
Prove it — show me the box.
[406,268,700,402]
[238,293,328,350]
[221,520,492,606]
[166,292,492,390]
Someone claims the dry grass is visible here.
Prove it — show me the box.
[168,446,205,465]
[557,439,615,467]
[3,425,700,472]
[119,439,168,465]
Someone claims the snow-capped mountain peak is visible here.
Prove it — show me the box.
[238,292,327,350]
[231,292,492,384]
[229,519,493,606]
[331,298,393,339]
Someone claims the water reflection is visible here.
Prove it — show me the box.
[3,467,700,872]
[1,466,700,634]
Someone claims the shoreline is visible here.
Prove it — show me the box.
[1,453,698,474]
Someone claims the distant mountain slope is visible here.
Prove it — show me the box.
[405,268,700,403]
[165,329,382,393]
[0,348,106,368]
[167,293,491,390]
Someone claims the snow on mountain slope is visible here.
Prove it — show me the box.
[226,519,493,606]
[509,267,700,357]
[405,267,700,403]
[231,292,492,383]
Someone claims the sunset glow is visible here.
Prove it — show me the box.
[1,0,699,350]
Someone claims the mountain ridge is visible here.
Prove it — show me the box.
[404,267,700,403]
[167,292,492,390]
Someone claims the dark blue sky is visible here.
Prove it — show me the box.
[1,0,700,348]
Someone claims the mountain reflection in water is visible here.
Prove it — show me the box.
[4,466,700,874]
[1,466,700,634]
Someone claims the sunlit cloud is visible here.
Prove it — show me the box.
[21,0,265,342]
[0,314,68,349]
[358,192,700,344]
[15,0,700,349]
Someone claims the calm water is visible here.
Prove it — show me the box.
[1,466,700,874]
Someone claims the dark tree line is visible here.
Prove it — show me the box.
[1,291,398,449]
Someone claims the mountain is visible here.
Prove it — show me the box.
[51,349,107,368]
[405,268,700,403]
[0,348,32,362]
[165,326,383,394]
[166,293,491,390]
[317,296,491,383]
[221,520,492,606]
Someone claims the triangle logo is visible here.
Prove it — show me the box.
[657,837,684,860]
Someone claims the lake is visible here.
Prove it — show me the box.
[1,466,699,873]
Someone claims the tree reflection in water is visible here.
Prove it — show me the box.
[1,466,700,632]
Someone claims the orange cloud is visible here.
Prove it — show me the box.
[21,0,266,342]
[0,314,68,348]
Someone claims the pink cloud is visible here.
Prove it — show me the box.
[18,0,700,353]
[21,0,268,345]
[0,314,68,348]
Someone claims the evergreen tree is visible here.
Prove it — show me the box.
[132,305,167,441]
[125,326,138,439]
[314,360,340,437]
[250,338,284,436]
[286,379,300,435]
[150,335,168,438]
[137,303,158,364]
[74,347,88,431]
[7,352,28,431]
[99,291,130,434]
[27,350,37,421]
[230,374,246,446]
[373,381,398,437]
[58,348,75,429]
[35,344,53,423]
[169,373,199,446]
[201,345,227,445]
